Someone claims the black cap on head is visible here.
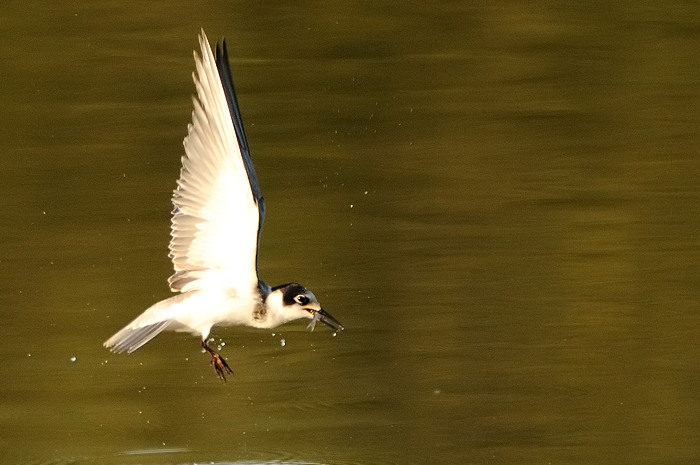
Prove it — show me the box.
[275,283,308,306]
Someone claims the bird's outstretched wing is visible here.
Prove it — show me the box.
[168,30,265,294]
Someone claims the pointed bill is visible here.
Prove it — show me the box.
[307,308,344,332]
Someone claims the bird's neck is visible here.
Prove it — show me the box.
[255,288,292,329]
[257,280,271,298]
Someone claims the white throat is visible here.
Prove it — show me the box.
[255,290,306,329]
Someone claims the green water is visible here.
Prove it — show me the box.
[1,2,698,464]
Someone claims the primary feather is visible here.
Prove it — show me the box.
[168,31,263,294]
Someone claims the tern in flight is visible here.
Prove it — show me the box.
[104,30,343,381]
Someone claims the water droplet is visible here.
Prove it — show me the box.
[70,356,77,363]
[280,338,286,347]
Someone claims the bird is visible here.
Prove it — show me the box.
[104,30,343,381]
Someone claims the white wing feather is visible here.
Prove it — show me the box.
[168,31,260,294]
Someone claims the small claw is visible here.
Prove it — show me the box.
[211,353,233,382]
[202,339,234,382]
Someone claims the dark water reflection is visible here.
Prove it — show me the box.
[1,2,698,464]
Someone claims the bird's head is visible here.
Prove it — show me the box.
[267,283,344,332]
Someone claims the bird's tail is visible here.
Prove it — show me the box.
[104,320,172,354]
[104,293,192,353]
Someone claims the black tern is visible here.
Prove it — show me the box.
[104,30,343,381]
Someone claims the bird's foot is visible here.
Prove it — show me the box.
[202,340,233,382]
[210,352,233,381]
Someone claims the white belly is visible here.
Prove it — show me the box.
[164,288,261,336]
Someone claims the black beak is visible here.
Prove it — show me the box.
[316,308,344,332]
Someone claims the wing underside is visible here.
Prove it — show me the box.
[168,30,265,294]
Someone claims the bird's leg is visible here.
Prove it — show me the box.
[201,339,233,381]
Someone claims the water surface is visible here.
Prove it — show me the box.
[1,2,698,464]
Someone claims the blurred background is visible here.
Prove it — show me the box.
[0,1,697,464]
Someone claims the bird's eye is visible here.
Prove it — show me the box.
[295,295,310,305]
